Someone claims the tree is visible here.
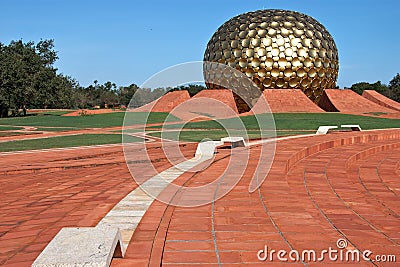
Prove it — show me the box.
[118,84,139,107]
[168,84,206,97]
[387,73,400,102]
[350,81,387,95]
[0,39,77,117]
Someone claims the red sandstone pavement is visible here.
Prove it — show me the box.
[362,90,400,112]
[110,129,400,266]
[0,142,197,266]
[251,89,324,113]
[318,89,396,115]
[1,130,400,266]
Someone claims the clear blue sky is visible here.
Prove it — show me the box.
[0,0,399,88]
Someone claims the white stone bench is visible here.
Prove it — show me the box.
[195,140,223,157]
[341,124,362,131]
[32,225,124,267]
[195,137,247,157]
[221,137,247,148]
[316,126,338,135]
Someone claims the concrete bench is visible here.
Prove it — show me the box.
[316,126,338,135]
[195,140,223,157]
[32,225,124,267]
[221,137,247,148]
[341,124,362,131]
[195,137,247,157]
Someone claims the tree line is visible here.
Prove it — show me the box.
[0,39,207,117]
[0,39,399,117]
[348,74,400,102]
[0,40,154,117]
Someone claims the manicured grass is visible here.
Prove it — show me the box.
[272,113,400,130]
[35,127,80,132]
[150,130,229,142]
[153,113,400,131]
[1,112,399,147]
[0,112,178,128]
[27,110,72,116]
[0,126,23,131]
[149,130,313,142]
[0,134,143,152]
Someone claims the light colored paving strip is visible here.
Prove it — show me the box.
[98,154,215,250]
[32,144,215,266]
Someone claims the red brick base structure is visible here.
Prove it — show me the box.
[318,89,396,114]
[131,91,191,113]
[132,90,239,121]
[362,90,400,112]
[111,129,400,266]
[192,89,238,114]
[168,89,239,121]
[251,89,325,113]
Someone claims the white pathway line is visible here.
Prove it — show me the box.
[128,131,175,142]
[97,154,214,250]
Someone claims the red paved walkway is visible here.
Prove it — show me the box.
[0,143,197,266]
[111,129,400,266]
[1,130,400,266]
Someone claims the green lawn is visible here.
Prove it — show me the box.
[153,113,400,131]
[1,112,399,150]
[34,127,80,132]
[0,112,179,128]
[27,110,72,116]
[5,112,397,132]
[273,113,400,130]
[149,129,313,142]
[0,126,24,131]
[0,134,143,152]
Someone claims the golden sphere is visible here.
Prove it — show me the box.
[204,9,339,108]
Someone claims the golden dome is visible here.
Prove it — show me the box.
[204,9,339,111]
